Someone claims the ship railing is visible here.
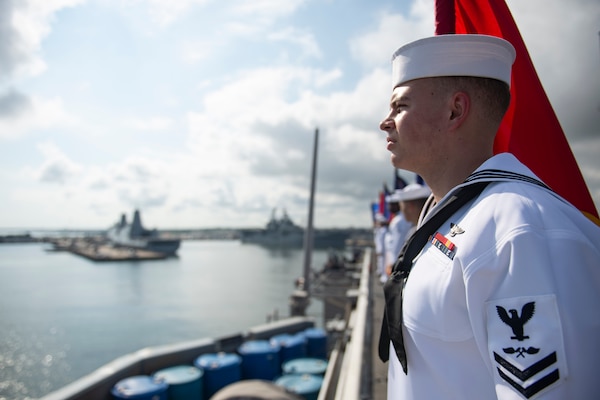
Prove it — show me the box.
[318,247,372,400]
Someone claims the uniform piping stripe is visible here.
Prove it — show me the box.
[465,169,551,191]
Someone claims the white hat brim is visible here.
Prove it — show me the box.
[392,34,516,88]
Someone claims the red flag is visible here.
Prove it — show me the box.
[435,0,599,223]
[379,188,389,220]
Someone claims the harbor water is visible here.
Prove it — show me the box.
[0,240,334,400]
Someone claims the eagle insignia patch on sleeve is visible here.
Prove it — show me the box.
[486,295,567,399]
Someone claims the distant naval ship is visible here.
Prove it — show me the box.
[106,209,180,255]
[240,208,305,247]
[240,208,350,249]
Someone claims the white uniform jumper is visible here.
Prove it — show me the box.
[387,153,600,400]
[374,223,388,279]
[385,213,413,281]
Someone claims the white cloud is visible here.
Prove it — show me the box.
[0,88,32,117]
[314,68,343,88]
[180,39,216,64]
[144,0,211,27]
[111,155,169,183]
[231,0,306,19]
[0,95,76,139]
[223,0,307,37]
[316,68,390,127]
[123,116,173,131]
[350,0,434,68]
[35,141,83,184]
[0,1,80,139]
[267,27,322,60]
[103,0,213,28]
[0,0,84,81]
[193,66,318,128]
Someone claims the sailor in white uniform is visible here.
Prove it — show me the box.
[378,34,600,400]
[373,213,389,281]
[384,190,412,283]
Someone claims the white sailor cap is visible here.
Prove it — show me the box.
[375,213,387,223]
[396,183,431,202]
[386,189,403,203]
[391,34,516,88]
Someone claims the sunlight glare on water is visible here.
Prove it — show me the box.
[0,240,335,399]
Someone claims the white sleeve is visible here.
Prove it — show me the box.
[464,226,600,399]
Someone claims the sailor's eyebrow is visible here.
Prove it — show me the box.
[390,94,410,106]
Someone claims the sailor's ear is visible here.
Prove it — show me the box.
[448,91,470,128]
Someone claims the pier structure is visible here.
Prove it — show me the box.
[47,237,169,261]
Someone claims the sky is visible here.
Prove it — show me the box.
[0,0,599,231]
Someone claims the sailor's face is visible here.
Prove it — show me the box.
[400,200,419,224]
[379,78,448,174]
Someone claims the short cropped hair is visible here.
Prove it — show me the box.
[434,76,511,124]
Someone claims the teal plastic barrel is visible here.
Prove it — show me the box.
[153,365,203,400]
[194,352,241,399]
[275,374,323,400]
[111,375,168,400]
[282,358,328,377]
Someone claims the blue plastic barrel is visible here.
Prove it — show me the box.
[111,375,168,400]
[270,333,307,365]
[153,365,203,400]
[275,374,323,400]
[194,352,242,399]
[237,340,280,380]
[282,358,328,377]
[303,328,327,359]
